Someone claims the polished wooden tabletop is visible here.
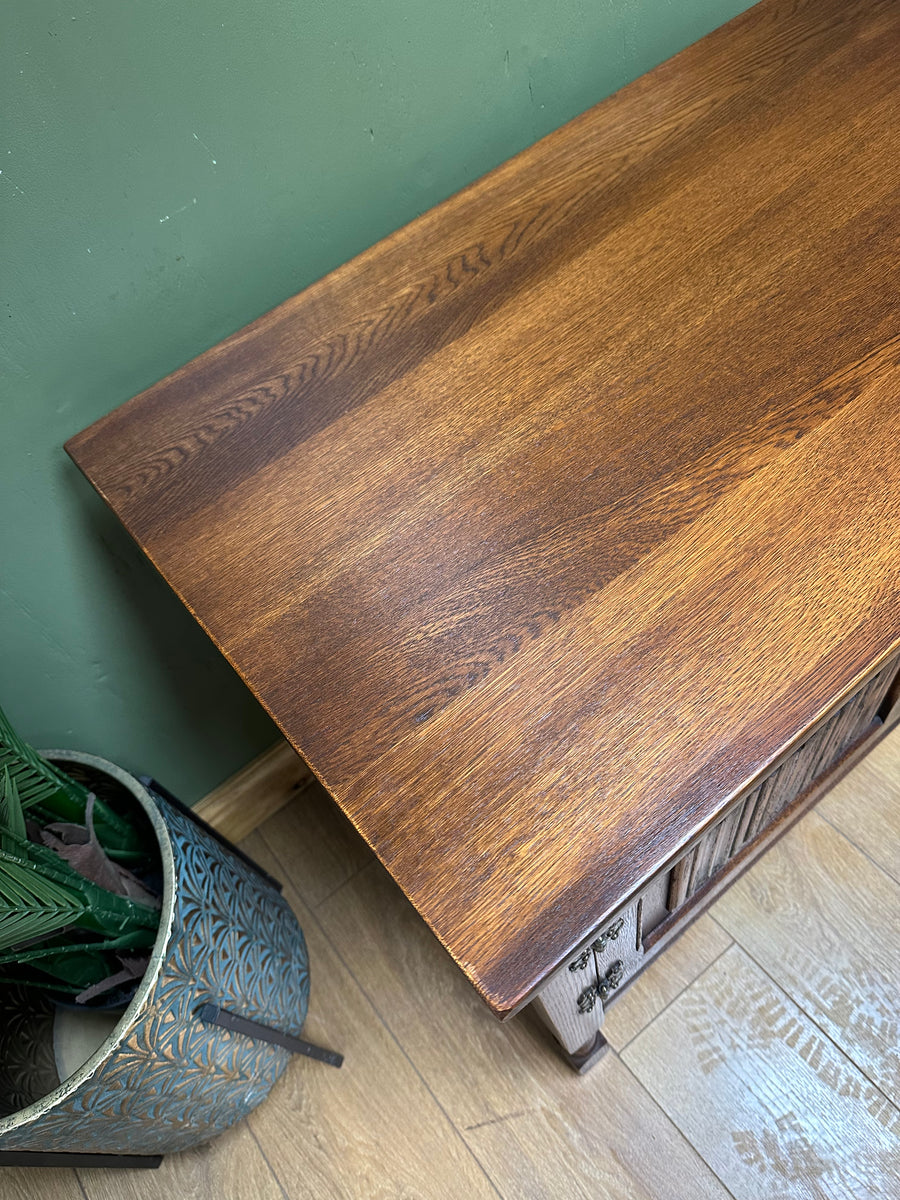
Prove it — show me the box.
[67,0,900,1017]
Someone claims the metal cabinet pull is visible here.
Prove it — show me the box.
[576,959,625,1013]
[591,917,625,955]
[569,916,626,972]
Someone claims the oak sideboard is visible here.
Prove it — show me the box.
[67,0,900,1070]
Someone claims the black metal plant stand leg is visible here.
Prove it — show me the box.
[146,776,343,1067]
[199,1003,343,1067]
[0,1150,163,1169]
[144,777,343,1069]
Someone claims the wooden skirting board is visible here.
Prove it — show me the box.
[193,741,312,842]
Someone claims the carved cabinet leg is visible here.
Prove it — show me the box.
[530,904,643,1072]
[530,981,605,1061]
[564,1030,610,1074]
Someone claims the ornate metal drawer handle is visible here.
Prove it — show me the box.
[599,959,624,999]
[576,984,598,1013]
[569,917,626,972]
[576,960,625,1013]
[591,917,625,956]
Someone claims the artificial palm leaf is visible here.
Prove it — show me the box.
[11,947,110,990]
[0,705,161,997]
[0,929,155,969]
[1,838,159,944]
[0,853,88,953]
[0,767,26,852]
[0,704,142,857]
[0,936,152,993]
[0,703,91,812]
[0,837,159,990]
[0,931,155,996]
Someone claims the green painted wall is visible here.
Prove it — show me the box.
[1,0,754,802]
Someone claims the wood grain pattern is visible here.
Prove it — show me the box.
[643,714,892,967]
[531,901,642,1055]
[464,1053,731,1200]
[4,737,894,1199]
[253,776,374,909]
[666,658,896,909]
[818,733,900,886]
[77,1123,283,1200]
[623,945,900,1200]
[601,914,732,1050]
[0,1168,84,1200]
[711,812,900,1107]
[65,0,900,1016]
[239,834,499,1200]
[296,856,553,1132]
[264,728,900,1198]
[299,846,729,1198]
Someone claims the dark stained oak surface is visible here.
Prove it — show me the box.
[67,0,900,1016]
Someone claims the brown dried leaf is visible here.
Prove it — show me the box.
[42,794,122,893]
[75,955,149,1004]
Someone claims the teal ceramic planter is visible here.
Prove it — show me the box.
[0,751,309,1155]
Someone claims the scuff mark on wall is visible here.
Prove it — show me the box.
[0,170,26,196]
[159,197,198,224]
[192,132,217,165]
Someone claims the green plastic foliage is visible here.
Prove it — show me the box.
[0,713,160,995]
[0,767,26,852]
[0,852,88,954]
[0,704,141,856]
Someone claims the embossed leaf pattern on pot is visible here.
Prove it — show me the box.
[0,792,309,1155]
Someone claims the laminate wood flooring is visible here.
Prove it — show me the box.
[7,727,899,1199]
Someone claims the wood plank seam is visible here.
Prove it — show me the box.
[243,1126,291,1200]
[311,857,380,911]
[610,940,735,1055]
[255,825,507,1200]
[622,943,900,1198]
[706,899,900,1114]
[613,1052,740,1200]
[813,809,900,889]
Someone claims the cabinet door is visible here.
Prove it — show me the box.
[666,653,900,914]
[532,903,642,1054]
